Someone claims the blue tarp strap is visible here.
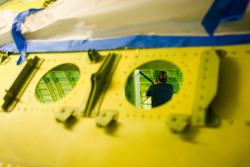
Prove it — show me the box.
[202,0,249,36]
[11,8,44,65]
[1,34,250,53]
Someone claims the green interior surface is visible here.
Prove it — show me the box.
[125,61,183,110]
[35,64,80,103]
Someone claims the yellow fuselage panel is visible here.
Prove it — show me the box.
[0,0,45,11]
[0,45,249,167]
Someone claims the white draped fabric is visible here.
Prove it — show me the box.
[0,0,250,46]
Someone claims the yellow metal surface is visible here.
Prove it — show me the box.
[0,0,45,11]
[0,45,249,167]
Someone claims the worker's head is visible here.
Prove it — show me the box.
[157,71,167,83]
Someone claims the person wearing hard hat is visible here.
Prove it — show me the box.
[146,71,174,108]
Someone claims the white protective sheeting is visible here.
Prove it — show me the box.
[0,0,250,46]
[0,9,19,46]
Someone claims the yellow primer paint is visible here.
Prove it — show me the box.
[0,0,45,11]
[0,45,249,167]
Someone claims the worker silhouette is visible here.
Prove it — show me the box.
[146,71,174,108]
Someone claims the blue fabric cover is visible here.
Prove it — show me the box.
[202,0,249,36]
[1,34,250,54]
[11,8,44,64]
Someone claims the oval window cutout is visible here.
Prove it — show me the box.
[35,64,80,103]
[125,61,183,110]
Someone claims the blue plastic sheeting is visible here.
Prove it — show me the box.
[202,0,249,36]
[1,34,250,54]
[11,8,44,64]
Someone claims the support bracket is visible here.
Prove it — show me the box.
[54,107,78,122]
[96,111,119,127]
[1,56,44,112]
